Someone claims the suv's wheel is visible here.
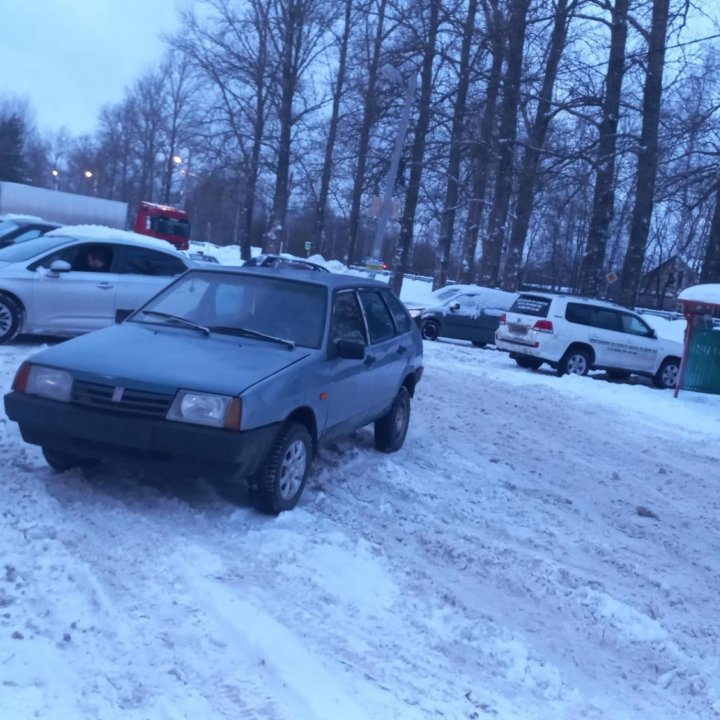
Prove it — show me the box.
[558,347,590,377]
[515,356,542,370]
[42,447,97,472]
[252,423,312,514]
[0,294,22,344]
[375,386,411,453]
[421,319,440,341]
[654,357,680,389]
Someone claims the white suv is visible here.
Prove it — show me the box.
[495,293,683,388]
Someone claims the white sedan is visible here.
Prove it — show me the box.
[0,226,193,342]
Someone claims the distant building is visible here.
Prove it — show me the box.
[637,256,697,310]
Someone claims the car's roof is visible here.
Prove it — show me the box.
[517,290,630,312]
[45,225,186,255]
[190,264,388,290]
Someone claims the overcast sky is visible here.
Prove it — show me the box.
[0,0,186,136]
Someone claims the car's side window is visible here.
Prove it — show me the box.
[332,291,366,344]
[359,290,396,344]
[382,290,411,334]
[33,243,116,273]
[593,308,621,332]
[620,313,653,336]
[120,247,187,277]
[13,229,44,243]
[566,302,593,326]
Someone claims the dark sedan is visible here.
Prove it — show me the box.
[413,287,518,347]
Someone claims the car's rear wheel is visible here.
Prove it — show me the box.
[654,357,680,389]
[421,319,440,341]
[42,447,97,472]
[252,423,312,514]
[558,347,590,377]
[515,356,542,370]
[0,294,22,344]
[375,386,411,453]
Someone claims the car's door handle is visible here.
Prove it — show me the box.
[364,355,377,367]
[96,282,114,290]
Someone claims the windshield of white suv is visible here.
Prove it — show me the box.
[511,295,552,317]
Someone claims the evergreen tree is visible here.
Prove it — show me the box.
[0,114,26,182]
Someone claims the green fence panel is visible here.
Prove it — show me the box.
[684,328,720,394]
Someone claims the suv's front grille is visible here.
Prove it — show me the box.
[71,380,173,419]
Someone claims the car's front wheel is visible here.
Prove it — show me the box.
[421,319,440,341]
[42,447,97,472]
[375,386,411,453]
[0,294,22,344]
[515,356,542,370]
[252,423,312,514]
[558,347,591,377]
[654,357,680,389]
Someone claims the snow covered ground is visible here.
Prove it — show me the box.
[2,329,720,719]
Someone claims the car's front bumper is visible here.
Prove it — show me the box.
[4,392,280,478]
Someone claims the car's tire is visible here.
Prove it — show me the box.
[607,369,631,381]
[557,347,590,377]
[0,294,22,344]
[252,423,312,515]
[42,447,97,472]
[375,386,411,453]
[515,356,542,370]
[471,341,487,348]
[654,357,680,389]
[421,319,440,341]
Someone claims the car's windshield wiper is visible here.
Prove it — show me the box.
[139,310,210,336]
[208,325,295,349]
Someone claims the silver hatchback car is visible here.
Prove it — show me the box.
[0,226,192,342]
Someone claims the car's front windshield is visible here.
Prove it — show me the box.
[132,270,328,349]
[0,235,69,262]
[0,220,21,240]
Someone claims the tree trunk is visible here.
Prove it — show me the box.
[390,0,441,295]
[479,0,531,288]
[315,0,353,257]
[700,181,720,283]
[435,0,478,290]
[617,0,670,307]
[578,0,630,297]
[459,0,505,285]
[502,0,574,291]
[346,0,387,264]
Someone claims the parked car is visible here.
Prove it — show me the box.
[495,292,683,388]
[362,257,388,271]
[244,253,329,273]
[188,251,220,264]
[4,266,424,514]
[0,215,61,247]
[411,286,518,347]
[0,225,192,343]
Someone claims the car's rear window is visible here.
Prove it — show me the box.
[510,295,552,318]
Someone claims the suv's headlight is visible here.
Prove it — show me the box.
[167,391,242,429]
[25,366,73,402]
[408,308,423,319]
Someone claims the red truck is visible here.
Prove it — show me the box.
[135,201,190,250]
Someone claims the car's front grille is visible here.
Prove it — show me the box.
[71,380,173,419]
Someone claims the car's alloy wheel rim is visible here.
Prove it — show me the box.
[278,439,307,500]
[568,355,586,374]
[663,364,679,387]
[0,304,12,334]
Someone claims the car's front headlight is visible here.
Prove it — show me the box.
[167,390,242,429]
[408,308,423,319]
[23,365,74,402]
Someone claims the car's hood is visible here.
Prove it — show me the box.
[27,323,312,396]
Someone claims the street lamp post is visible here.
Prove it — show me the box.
[372,65,418,260]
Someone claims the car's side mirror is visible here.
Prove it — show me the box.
[335,339,365,360]
[48,260,71,275]
[115,309,134,324]
[449,301,460,311]
[650,328,657,339]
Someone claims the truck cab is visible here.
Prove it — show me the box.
[135,202,190,251]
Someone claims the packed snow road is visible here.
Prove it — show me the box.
[1,337,720,720]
